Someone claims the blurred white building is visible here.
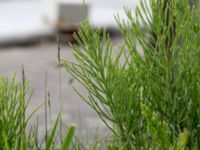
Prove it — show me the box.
[0,0,140,43]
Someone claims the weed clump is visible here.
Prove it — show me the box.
[64,0,200,149]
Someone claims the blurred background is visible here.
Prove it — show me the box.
[0,0,140,44]
[0,0,140,144]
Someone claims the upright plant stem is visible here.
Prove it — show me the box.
[57,33,63,144]
[22,65,26,141]
[164,0,177,145]
[45,71,48,147]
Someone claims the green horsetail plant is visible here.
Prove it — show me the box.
[0,74,76,149]
[63,0,200,149]
[0,74,33,149]
[63,21,143,148]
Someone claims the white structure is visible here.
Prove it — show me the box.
[89,0,140,28]
[0,1,52,43]
[44,0,140,29]
[44,0,88,31]
[0,0,141,43]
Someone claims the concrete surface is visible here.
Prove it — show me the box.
[0,40,114,144]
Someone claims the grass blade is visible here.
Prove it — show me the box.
[46,114,60,150]
[61,125,76,150]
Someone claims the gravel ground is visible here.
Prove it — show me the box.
[0,39,116,144]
